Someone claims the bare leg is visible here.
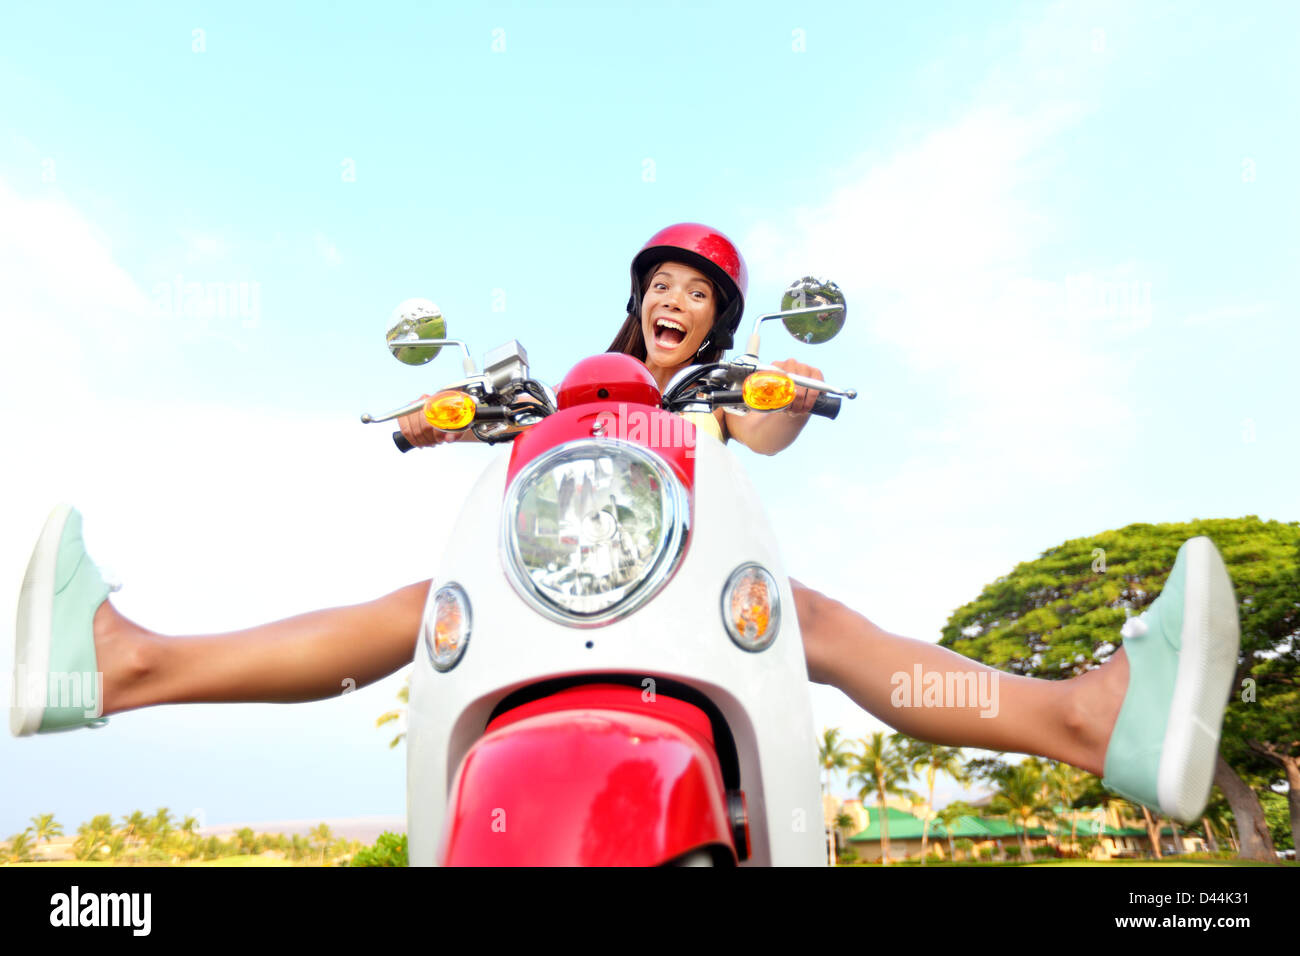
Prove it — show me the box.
[793,580,1128,776]
[92,574,1125,776]
[93,581,430,716]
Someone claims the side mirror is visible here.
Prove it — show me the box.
[740,277,847,356]
[386,298,447,366]
[780,277,846,344]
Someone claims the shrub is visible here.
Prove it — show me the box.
[350,831,408,867]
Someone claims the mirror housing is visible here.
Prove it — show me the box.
[386,298,447,365]
[780,277,845,344]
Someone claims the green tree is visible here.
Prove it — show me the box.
[29,813,63,847]
[73,814,115,861]
[989,762,1055,862]
[1046,763,1091,854]
[941,517,1299,861]
[848,732,915,866]
[104,832,129,862]
[935,800,978,861]
[290,833,311,862]
[3,831,35,863]
[898,738,969,865]
[233,827,258,855]
[120,810,148,848]
[1260,789,1295,852]
[818,726,855,865]
[310,823,334,865]
[351,831,409,867]
[150,807,174,844]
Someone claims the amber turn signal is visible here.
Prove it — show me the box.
[742,372,796,411]
[424,390,476,431]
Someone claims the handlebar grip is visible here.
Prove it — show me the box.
[810,392,841,420]
[392,430,414,453]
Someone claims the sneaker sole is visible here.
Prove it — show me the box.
[10,504,73,737]
[1157,536,1240,823]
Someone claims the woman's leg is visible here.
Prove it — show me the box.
[94,581,430,716]
[792,580,1127,776]
[91,571,1124,775]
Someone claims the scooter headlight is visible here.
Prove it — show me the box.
[502,440,689,625]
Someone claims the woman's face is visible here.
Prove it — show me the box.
[640,260,718,369]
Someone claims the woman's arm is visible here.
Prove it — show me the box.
[723,359,825,456]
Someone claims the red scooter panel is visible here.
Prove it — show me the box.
[438,686,734,866]
[506,403,697,491]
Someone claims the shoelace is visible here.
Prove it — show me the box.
[1120,614,1149,640]
[100,564,124,593]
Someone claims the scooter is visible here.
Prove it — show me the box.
[362,278,856,866]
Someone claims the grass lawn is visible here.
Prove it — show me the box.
[4,857,323,867]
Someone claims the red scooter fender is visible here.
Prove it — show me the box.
[437,685,738,866]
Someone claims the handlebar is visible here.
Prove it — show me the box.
[390,404,517,453]
[708,389,840,419]
[810,392,840,420]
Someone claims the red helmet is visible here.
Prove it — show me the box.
[628,223,748,356]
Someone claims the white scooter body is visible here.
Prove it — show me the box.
[405,429,827,866]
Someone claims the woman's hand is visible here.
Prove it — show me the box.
[725,359,825,455]
[397,396,471,449]
[771,358,825,417]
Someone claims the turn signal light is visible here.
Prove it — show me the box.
[426,583,472,672]
[722,564,780,652]
[742,372,796,411]
[424,390,476,431]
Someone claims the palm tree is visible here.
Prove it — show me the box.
[1045,763,1089,856]
[989,762,1055,862]
[848,732,915,865]
[899,739,969,865]
[73,814,115,861]
[150,807,174,843]
[120,809,147,841]
[818,726,855,864]
[310,823,334,865]
[29,813,63,847]
[104,832,129,862]
[935,800,978,862]
[3,831,35,863]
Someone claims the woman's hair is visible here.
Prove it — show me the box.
[607,261,730,365]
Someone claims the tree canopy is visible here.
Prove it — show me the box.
[941,516,1299,851]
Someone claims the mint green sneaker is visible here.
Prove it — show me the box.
[1102,536,1240,824]
[10,505,119,736]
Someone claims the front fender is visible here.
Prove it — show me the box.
[437,688,735,866]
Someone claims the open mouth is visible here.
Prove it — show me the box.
[653,316,687,349]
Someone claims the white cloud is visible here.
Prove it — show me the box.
[1182,302,1275,326]
[0,174,483,833]
[743,4,1156,748]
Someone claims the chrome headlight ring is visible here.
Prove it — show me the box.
[500,438,690,628]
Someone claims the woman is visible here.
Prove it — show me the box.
[12,223,1240,827]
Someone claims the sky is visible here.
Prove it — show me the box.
[1,1,1297,837]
